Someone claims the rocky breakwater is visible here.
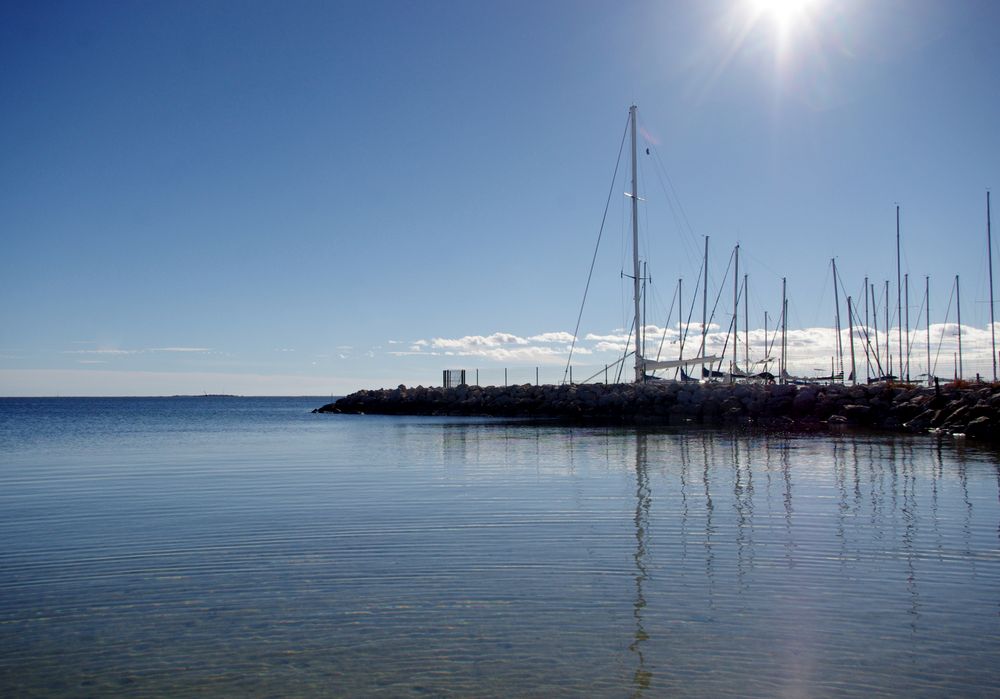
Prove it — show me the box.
[315,381,1000,441]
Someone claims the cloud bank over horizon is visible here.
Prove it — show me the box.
[393,320,1000,382]
[2,320,998,396]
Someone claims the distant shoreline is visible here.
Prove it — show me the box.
[171,394,242,398]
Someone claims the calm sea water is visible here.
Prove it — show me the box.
[1,396,999,697]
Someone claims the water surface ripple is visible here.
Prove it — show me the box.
[1,397,999,697]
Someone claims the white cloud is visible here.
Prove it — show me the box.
[594,341,628,353]
[63,348,137,355]
[395,330,581,364]
[63,346,213,356]
[430,333,530,350]
[586,332,626,342]
[529,331,576,343]
[392,321,1000,381]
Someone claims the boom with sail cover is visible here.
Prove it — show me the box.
[643,356,721,372]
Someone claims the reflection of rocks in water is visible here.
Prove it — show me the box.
[318,382,1000,441]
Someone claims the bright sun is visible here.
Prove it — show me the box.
[749,0,818,31]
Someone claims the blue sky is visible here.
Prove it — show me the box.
[2,0,999,395]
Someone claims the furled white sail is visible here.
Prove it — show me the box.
[641,355,720,371]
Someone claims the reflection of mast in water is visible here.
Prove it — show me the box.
[702,435,717,604]
[782,443,794,567]
[679,434,691,572]
[852,438,862,516]
[629,431,652,695]
[867,442,885,541]
[764,436,774,532]
[958,452,975,577]
[835,440,849,568]
[901,440,921,632]
[930,437,943,561]
[888,440,899,519]
[732,437,754,595]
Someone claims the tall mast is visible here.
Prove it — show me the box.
[885,280,891,376]
[678,278,684,368]
[733,244,740,377]
[702,236,709,382]
[988,191,996,381]
[871,282,880,375]
[783,297,789,380]
[956,274,963,380]
[781,277,787,382]
[744,273,749,372]
[642,262,648,360]
[896,206,902,384]
[904,273,910,381]
[864,275,870,382]
[832,258,843,380]
[925,276,931,385]
[630,105,642,383]
[848,296,857,385]
[764,311,769,374]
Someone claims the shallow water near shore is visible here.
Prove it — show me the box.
[2,396,999,697]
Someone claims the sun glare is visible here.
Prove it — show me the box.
[750,0,818,32]
[742,0,824,60]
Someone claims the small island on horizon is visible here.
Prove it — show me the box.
[169,394,242,398]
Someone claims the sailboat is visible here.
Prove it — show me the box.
[623,106,719,383]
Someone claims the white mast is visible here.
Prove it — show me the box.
[885,280,891,375]
[678,278,684,369]
[780,277,787,382]
[702,236,709,381]
[630,105,643,383]
[925,276,931,385]
[896,206,903,384]
[623,104,719,382]
[848,296,857,385]
[744,273,749,372]
[956,274,963,380]
[832,258,843,380]
[733,244,740,378]
[988,191,996,381]
[905,273,910,381]
[864,275,871,382]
